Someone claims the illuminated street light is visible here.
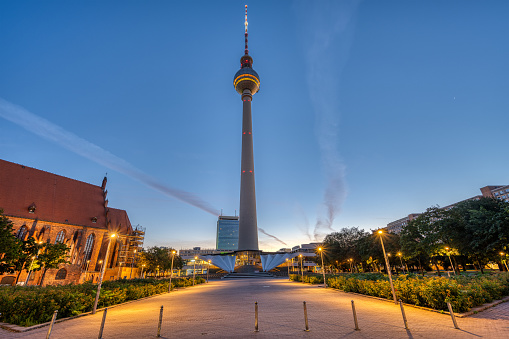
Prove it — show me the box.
[299,254,304,283]
[445,247,456,275]
[169,250,177,292]
[193,256,197,286]
[130,249,137,279]
[318,247,327,288]
[286,258,290,281]
[397,252,406,274]
[500,252,509,271]
[207,260,211,283]
[377,230,397,304]
[141,264,146,278]
[93,232,117,314]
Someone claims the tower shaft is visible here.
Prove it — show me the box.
[238,89,258,251]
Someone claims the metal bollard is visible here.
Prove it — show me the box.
[46,310,58,339]
[399,299,408,329]
[157,305,164,337]
[447,302,459,329]
[351,300,360,331]
[303,301,309,331]
[98,308,108,339]
[254,301,259,332]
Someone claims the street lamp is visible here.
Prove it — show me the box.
[500,252,509,271]
[397,252,405,274]
[286,258,290,280]
[445,247,456,275]
[140,264,145,278]
[169,250,176,292]
[299,254,304,283]
[318,247,327,288]
[207,260,211,283]
[193,256,197,286]
[93,232,117,314]
[348,258,353,273]
[130,249,137,279]
[24,255,36,286]
[378,230,397,304]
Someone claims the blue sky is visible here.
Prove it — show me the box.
[1,1,508,251]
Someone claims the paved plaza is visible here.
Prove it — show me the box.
[2,278,509,338]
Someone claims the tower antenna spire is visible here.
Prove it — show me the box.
[244,5,249,55]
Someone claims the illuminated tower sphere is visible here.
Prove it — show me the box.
[234,5,260,251]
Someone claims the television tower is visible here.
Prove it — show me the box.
[234,5,260,251]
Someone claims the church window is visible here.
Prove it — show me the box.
[55,230,66,244]
[83,234,95,261]
[55,268,67,280]
[16,226,28,240]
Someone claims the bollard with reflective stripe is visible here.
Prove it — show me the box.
[351,300,359,331]
[399,299,408,329]
[157,305,164,337]
[254,301,259,332]
[447,302,459,329]
[46,310,58,339]
[98,308,108,339]
[303,301,309,331]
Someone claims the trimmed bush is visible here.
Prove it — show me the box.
[290,272,509,312]
[0,277,204,327]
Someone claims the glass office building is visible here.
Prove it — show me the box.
[216,216,239,251]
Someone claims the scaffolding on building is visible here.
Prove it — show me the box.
[117,225,145,271]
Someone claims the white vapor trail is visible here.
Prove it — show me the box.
[259,228,287,246]
[298,1,361,240]
[0,98,219,216]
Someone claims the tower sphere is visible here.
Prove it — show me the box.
[234,56,260,95]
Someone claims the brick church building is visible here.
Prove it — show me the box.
[0,159,144,286]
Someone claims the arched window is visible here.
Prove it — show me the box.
[54,230,66,244]
[16,226,28,240]
[55,268,67,280]
[83,234,95,262]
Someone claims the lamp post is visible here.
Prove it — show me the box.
[193,256,197,286]
[500,252,509,271]
[140,264,145,278]
[397,252,405,274]
[318,247,327,288]
[291,257,294,274]
[130,249,137,279]
[348,258,353,273]
[169,250,176,292]
[286,258,290,280]
[207,260,211,283]
[378,230,397,304]
[93,232,116,314]
[445,247,456,275]
[299,254,304,283]
[24,255,36,286]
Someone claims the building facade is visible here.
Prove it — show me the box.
[216,215,239,251]
[0,159,144,286]
[386,185,508,234]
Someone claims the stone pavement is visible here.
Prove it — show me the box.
[2,278,509,338]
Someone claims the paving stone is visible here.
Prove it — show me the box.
[1,278,509,338]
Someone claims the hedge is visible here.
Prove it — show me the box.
[290,272,509,312]
[0,277,205,327]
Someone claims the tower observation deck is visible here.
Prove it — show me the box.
[234,5,260,251]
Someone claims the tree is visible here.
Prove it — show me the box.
[138,247,183,276]
[13,237,42,284]
[451,197,509,273]
[323,227,369,271]
[38,242,69,285]
[0,209,22,275]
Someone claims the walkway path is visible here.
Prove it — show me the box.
[2,278,509,338]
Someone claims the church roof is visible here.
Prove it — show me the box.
[0,159,131,234]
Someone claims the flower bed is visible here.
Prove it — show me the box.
[290,273,509,312]
[0,277,205,327]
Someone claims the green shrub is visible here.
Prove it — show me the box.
[0,277,205,326]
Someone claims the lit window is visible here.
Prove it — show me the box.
[55,230,66,244]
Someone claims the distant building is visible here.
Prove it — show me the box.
[386,185,509,234]
[480,185,509,202]
[216,215,239,251]
[386,214,421,234]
